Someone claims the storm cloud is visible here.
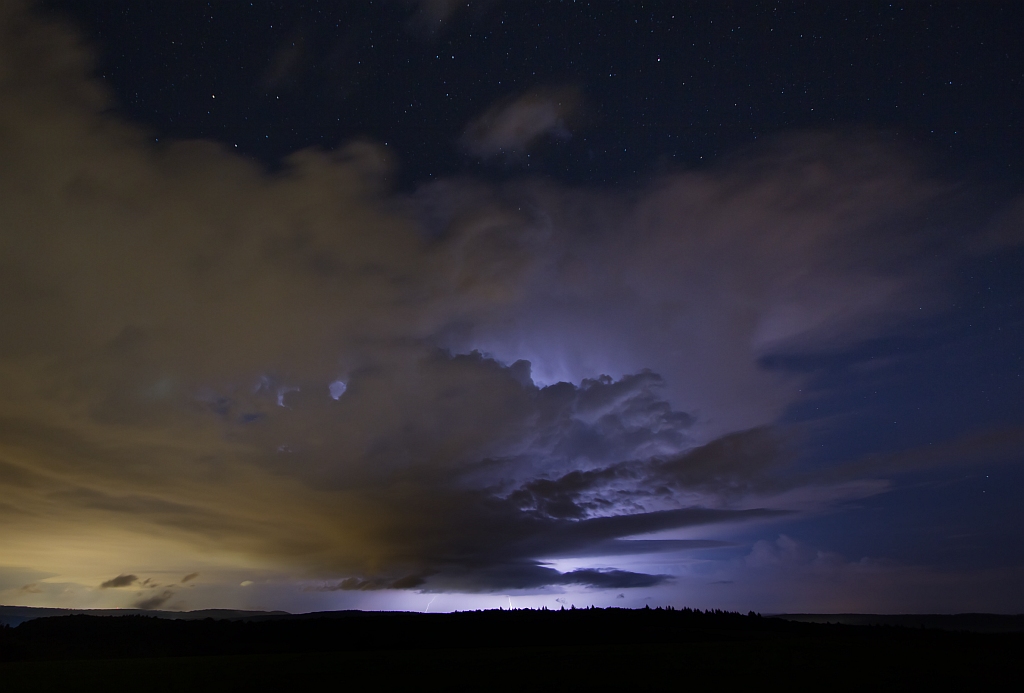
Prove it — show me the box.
[0,1,1017,607]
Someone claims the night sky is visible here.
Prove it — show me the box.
[1,0,1022,614]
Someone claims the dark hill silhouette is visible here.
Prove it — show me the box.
[1,607,1021,689]
[0,605,287,628]
[1,606,1021,658]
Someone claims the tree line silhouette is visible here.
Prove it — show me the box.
[1,605,1021,664]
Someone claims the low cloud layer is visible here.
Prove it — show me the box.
[133,589,175,610]
[0,3,1019,607]
[99,574,138,589]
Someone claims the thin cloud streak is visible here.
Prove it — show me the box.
[462,87,580,158]
[99,574,137,589]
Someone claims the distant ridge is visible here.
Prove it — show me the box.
[0,605,289,628]
[4,605,1023,633]
[2,607,1021,687]
[777,613,1024,633]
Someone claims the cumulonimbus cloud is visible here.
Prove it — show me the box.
[0,2,1018,602]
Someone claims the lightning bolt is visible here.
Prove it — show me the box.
[425,595,437,613]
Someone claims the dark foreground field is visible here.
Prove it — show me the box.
[2,608,1021,690]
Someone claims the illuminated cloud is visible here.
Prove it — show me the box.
[0,3,1019,610]
[415,134,955,435]
[0,566,52,591]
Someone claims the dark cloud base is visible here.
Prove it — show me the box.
[99,574,137,589]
